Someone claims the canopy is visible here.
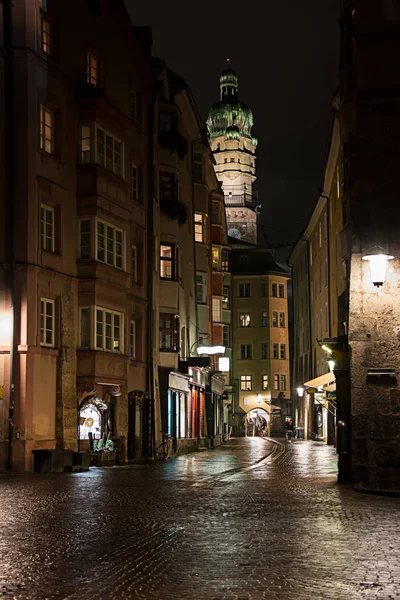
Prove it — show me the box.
[303,372,335,390]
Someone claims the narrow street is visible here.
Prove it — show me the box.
[1,438,399,600]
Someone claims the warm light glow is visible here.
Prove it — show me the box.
[321,344,332,355]
[297,386,304,397]
[218,357,230,371]
[328,360,335,372]
[256,394,263,403]
[0,313,12,346]
[197,345,225,355]
[362,253,394,287]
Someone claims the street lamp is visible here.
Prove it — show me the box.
[362,247,394,287]
[297,387,304,397]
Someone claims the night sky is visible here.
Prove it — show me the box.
[125,0,340,246]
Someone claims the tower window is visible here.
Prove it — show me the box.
[230,158,234,163]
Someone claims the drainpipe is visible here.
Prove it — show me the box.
[4,0,16,470]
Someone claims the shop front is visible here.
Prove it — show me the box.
[188,367,207,447]
[205,373,225,448]
[303,372,336,443]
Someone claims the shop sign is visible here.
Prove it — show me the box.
[306,387,317,394]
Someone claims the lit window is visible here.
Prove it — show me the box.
[272,311,278,327]
[262,311,268,327]
[132,246,137,282]
[280,374,286,391]
[273,374,279,391]
[241,344,252,359]
[194,213,205,243]
[40,17,52,54]
[193,153,203,183]
[273,343,279,359]
[130,321,136,359]
[212,298,222,323]
[196,272,207,304]
[40,204,54,252]
[240,375,252,391]
[160,244,178,280]
[212,248,220,270]
[79,219,91,259]
[160,313,178,351]
[95,308,123,352]
[278,284,285,298]
[39,105,53,153]
[239,283,250,298]
[261,343,268,359]
[40,298,55,347]
[279,312,285,328]
[80,126,91,163]
[96,127,123,177]
[240,313,251,327]
[96,220,123,269]
[87,52,102,87]
[221,250,229,271]
[262,375,269,390]
[280,344,286,360]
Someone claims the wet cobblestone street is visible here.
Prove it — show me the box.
[1,438,400,600]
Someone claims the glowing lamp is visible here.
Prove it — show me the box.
[297,386,304,397]
[197,345,225,355]
[328,360,335,372]
[218,357,230,371]
[321,344,332,355]
[362,250,394,287]
[256,394,263,403]
[0,313,12,346]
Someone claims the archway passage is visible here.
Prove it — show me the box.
[245,408,269,437]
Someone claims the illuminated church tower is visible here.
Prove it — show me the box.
[207,61,258,244]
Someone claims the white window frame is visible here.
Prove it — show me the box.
[194,213,205,243]
[240,375,252,391]
[79,218,91,259]
[40,204,55,252]
[212,297,222,323]
[280,374,286,391]
[262,375,269,390]
[95,218,124,270]
[131,245,137,282]
[95,125,123,178]
[130,320,136,359]
[40,298,55,347]
[196,272,207,304]
[240,313,251,327]
[94,307,124,353]
[39,105,53,154]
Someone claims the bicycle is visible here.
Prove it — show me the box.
[156,432,173,460]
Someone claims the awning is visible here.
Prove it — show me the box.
[325,383,336,393]
[303,372,335,390]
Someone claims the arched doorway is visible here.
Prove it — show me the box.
[78,396,107,450]
[245,408,269,437]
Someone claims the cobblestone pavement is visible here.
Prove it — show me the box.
[1,438,400,600]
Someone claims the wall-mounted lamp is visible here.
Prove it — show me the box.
[197,345,225,355]
[256,393,263,403]
[328,360,335,372]
[362,247,394,287]
[321,344,332,355]
[297,386,304,397]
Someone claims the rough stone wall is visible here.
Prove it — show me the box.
[226,207,257,245]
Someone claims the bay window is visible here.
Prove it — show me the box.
[95,308,123,352]
[79,124,124,178]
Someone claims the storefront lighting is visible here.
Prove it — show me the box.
[0,313,12,346]
[297,386,304,397]
[362,248,394,287]
[197,345,225,355]
[321,344,332,355]
[218,357,230,371]
[328,360,335,372]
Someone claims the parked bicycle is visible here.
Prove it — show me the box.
[156,432,172,460]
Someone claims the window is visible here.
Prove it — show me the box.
[196,272,207,304]
[87,52,102,87]
[239,283,250,297]
[273,343,279,359]
[80,126,91,163]
[96,127,122,177]
[212,201,220,225]
[262,311,268,327]
[129,321,136,359]
[240,313,250,327]
[39,106,53,153]
[273,375,279,391]
[160,244,178,280]
[130,89,142,122]
[79,219,91,259]
[271,283,278,297]
[40,16,52,54]
[96,220,123,269]
[262,375,269,390]
[325,302,329,334]
[240,375,252,391]
[223,325,229,348]
[241,344,252,359]
[279,312,285,328]
[80,308,90,347]
[159,112,173,133]
[222,286,230,309]
[132,165,138,202]
[278,284,285,298]
[280,375,286,391]
[160,313,178,351]
[212,298,222,323]
[194,213,205,243]
[212,248,220,270]
[221,249,229,271]
[272,311,278,327]
[40,298,55,347]
[95,308,122,352]
[131,246,137,282]
[40,205,54,252]
[230,158,234,163]
[280,344,286,360]
[261,343,268,359]
[261,281,268,297]
[193,153,203,183]
[239,254,248,266]
[160,173,176,201]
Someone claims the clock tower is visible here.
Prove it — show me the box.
[207,61,258,244]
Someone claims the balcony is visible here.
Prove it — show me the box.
[223,185,258,207]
